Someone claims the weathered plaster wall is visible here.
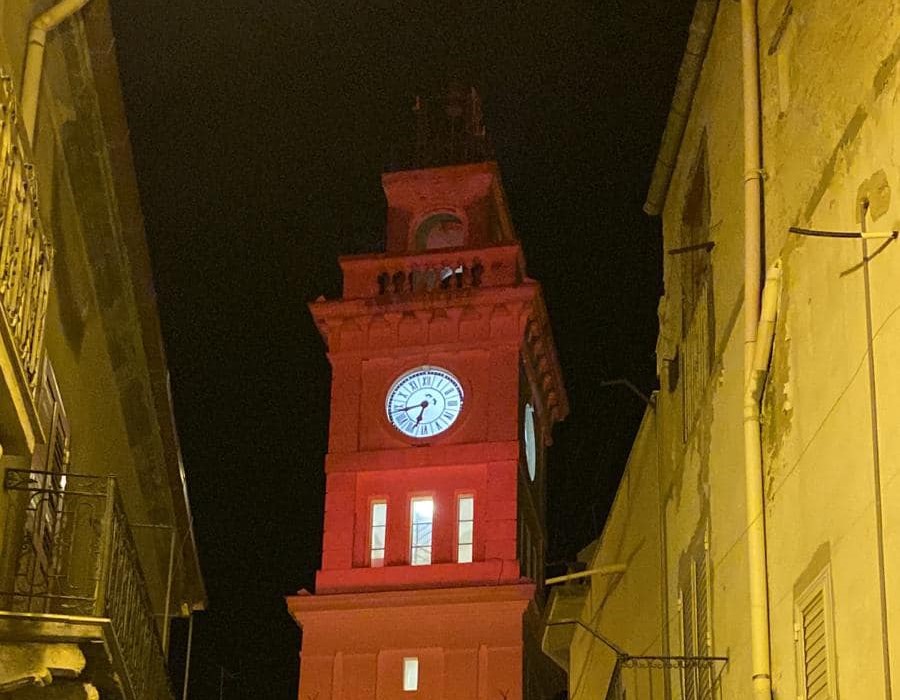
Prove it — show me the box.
[562,1,900,698]
[567,411,660,699]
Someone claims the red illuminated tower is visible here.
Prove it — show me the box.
[288,89,568,700]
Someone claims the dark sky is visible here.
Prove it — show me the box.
[110,2,695,697]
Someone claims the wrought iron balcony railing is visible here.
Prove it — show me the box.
[545,617,727,700]
[0,73,54,396]
[0,469,174,700]
[605,654,728,700]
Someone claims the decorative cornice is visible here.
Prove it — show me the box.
[309,284,538,356]
[521,285,569,437]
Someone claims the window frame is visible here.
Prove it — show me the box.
[409,496,434,566]
[456,494,474,563]
[369,499,388,567]
[402,656,419,691]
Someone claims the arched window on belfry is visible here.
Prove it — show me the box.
[415,212,466,250]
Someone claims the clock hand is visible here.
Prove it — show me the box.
[393,400,429,415]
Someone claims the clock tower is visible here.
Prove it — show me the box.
[288,89,568,700]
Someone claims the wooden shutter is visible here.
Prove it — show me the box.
[796,572,835,700]
[681,531,713,700]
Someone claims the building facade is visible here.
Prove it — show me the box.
[288,92,568,700]
[0,2,205,698]
[544,1,899,699]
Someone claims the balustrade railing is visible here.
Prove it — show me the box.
[605,654,728,700]
[0,469,175,700]
[0,72,53,394]
[340,244,523,300]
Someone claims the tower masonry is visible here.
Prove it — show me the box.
[288,93,568,700]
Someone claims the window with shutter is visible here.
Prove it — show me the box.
[795,569,836,700]
[680,530,713,700]
[21,359,70,610]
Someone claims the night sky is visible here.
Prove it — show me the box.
[110,2,696,697]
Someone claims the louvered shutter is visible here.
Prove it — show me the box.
[696,536,713,698]
[681,530,713,700]
[25,360,69,609]
[681,575,697,700]
[795,571,836,700]
[799,585,832,699]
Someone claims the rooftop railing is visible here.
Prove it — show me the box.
[0,469,174,700]
[0,73,53,396]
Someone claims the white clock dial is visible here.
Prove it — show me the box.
[386,367,464,439]
[524,403,537,481]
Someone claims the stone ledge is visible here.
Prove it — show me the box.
[0,643,86,694]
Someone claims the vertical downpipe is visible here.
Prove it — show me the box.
[860,201,894,700]
[741,0,773,698]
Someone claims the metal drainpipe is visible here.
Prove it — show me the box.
[860,201,894,700]
[740,0,773,697]
[21,0,92,146]
[653,392,672,700]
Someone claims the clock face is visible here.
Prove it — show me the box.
[386,367,464,439]
[524,403,537,481]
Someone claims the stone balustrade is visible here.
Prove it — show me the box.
[339,243,523,300]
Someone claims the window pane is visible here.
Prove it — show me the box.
[410,498,433,566]
[412,522,432,547]
[458,520,473,545]
[411,546,432,566]
[403,657,419,691]
[371,502,387,567]
[458,496,474,521]
[412,498,433,523]
[458,543,473,564]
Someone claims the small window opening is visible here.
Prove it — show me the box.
[410,498,433,565]
[457,495,474,563]
[403,657,419,691]
[370,501,387,567]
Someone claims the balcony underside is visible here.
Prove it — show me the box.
[0,611,140,700]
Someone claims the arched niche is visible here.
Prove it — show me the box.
[414,212,466,251]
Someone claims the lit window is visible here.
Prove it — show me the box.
[370,501,387,567]
[457,495,474,563]
[410,498,433,565]
[403,657,419,691]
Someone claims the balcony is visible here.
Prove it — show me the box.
[0,469,174,700]
[339,243,524,300]
[0,73,54,454]
[605,654,728,700]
